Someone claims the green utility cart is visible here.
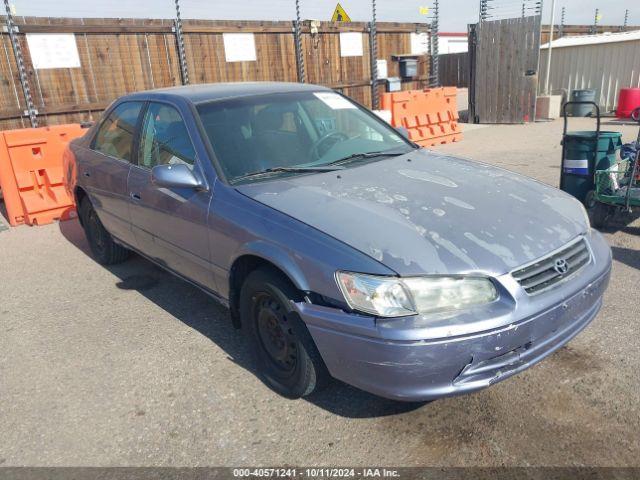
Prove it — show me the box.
[588,145,640,228]
[560,101,623,204]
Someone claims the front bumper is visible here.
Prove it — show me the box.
[296,231,612,401]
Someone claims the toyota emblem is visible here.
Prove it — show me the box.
[554,258,569,275]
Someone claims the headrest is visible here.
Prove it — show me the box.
[253,103,296,132]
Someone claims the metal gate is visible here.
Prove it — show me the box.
[468,15,542,124]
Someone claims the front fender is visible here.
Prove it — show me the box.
[231,239,311,292]
[210,184,397,303]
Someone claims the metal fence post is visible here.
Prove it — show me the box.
[293,0,305,83]
[3,0,38,127]
[369,0,379,110]
[479,0,488,23]
[543,0,556,95]
[173,0,189,85]
[590,8,599,35]
[429,0,439,87]
[468,23,478,123]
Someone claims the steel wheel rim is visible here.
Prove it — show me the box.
[253,292,298,374]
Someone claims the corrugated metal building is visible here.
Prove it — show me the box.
[540,30,640,112]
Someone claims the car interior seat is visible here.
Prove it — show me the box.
[251,104,307,167]
[200,108,261,177]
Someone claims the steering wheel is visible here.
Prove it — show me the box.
[309,131,349,161]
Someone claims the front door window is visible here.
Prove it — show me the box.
[138,103,197,169]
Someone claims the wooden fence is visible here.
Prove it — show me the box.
[469,15,542,124]
[0,17,430,131]
[439,52,469,88]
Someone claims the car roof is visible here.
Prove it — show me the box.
[121,82,332,105]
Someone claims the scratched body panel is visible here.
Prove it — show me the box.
[236,149,587,277]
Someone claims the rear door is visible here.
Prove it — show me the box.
[127,101,215,290]
[82,101,144,245]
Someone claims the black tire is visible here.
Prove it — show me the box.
[79,197,130,265]
[239,267,330,398]
[585,190,612,229]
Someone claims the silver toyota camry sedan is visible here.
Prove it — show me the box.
[64,82,612,401]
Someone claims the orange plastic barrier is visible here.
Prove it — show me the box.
[0,124,86,226]
[380,87,462,147]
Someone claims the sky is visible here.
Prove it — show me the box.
[14,0,640,32]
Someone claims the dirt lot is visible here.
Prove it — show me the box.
[1,118,639,466]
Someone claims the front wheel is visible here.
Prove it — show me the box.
[239,268,330,398]
[79,197,130,265]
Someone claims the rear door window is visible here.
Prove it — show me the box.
[92,102,144,162]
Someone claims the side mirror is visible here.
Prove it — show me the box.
[395,126,410,140]
[151,164,206,190]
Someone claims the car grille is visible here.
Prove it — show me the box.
[512,237,591,295]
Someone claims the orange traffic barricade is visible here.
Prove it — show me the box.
[380,87,462,147]
[0,124,87,226]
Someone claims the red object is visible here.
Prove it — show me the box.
[616,88,640,118]
[0,124,86,226]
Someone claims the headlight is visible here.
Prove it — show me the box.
[336,272,498,318]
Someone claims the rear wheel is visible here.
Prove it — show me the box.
[79,197,130,265]
[239,267,330,398]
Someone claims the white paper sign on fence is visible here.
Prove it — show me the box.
[26,34,81,69]
[223,33,257,62]
[410,32,430,55]
[339,32,363,57]
[376,59,388,79]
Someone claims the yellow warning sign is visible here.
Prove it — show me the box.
[419,6,430,15]
[331,3,352,22]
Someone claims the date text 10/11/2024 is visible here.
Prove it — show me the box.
[232,468,401,478]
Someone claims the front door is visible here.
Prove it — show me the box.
[127,101,215,291]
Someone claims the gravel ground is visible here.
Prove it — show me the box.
[0,118,639,467]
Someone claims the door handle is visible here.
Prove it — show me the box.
[131,193,141,201]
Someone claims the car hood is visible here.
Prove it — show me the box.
[235,149,588,276]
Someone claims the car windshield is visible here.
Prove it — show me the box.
[196,91,414,183]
